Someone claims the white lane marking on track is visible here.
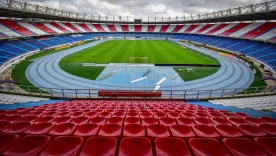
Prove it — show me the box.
[131,77,147,83]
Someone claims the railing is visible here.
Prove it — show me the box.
[0,0,275,23]
[0,83,275,100]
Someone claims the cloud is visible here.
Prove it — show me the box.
[23,0,268,19]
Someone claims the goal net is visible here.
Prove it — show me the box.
[129,57,148,64]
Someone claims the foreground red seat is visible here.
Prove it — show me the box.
[176,118,195,126]
[147,124,170,141]
[237,124,267,138]
[0,134,19,153]
[25,122,54,135]
[155,137,191,156]
[260,116,276,125]
[244,117,265,126]
[71,117,89,125]
[40,136,84,156]
[258,124,276,136]
[107,117,124,125]
[36,116,55,123]
[53,116,72,125]
[222,138,267,156]
[0,121,11,131]
[3,135,50,156]
[17,115,39,123]
[254,137,276,156]
[193,117,212,126]
[214,124,244,138]
[119,137,152,156]
[112,112,125,118]
[98,124,122,139]
[85,111,98,118]
[169,124,195,141]
[123,124,145,137]
[74,124,100,138]
[140,112,153,118]
[192,125,220,139]
[1,115,22,123]
[211,118,231,125]
[2,122,32,134]
[188,138,229,156]
[49,123,77,137]
[159,117,176,126]
[79,136,117,156]
[227,117,248,126]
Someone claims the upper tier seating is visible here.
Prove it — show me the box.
[0,100,276,155]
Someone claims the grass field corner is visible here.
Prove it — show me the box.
[173,67,220,81]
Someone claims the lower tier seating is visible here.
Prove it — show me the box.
[0,100,276,155]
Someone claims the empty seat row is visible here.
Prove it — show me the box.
[1,133,275,156]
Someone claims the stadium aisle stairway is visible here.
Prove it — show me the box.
[0,100,276,155]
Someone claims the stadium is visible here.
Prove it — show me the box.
[0,0,276,155]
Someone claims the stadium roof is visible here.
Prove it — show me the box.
[0,0,275,24]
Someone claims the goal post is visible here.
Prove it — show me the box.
[129,57,148,64]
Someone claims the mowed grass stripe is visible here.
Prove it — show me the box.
[60,40,218,65]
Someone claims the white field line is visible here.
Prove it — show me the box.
[154,85,160,90]
[156,77,167,85]
[131,77,147,83]
[171,73,179,80]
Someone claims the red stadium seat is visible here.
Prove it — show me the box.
[147,124,170,141]
[220,112,237,118]
[25,122,54,135]
[2,122,32,134]
[195,112,209,118]
[36,116,55,123]
[169,124,195,141]
[98,124,122,139]
[258,124,276,136]
[237,124,267,138]
[74,124,100,138]
[57,112,72,117]
[167,112,181,119]
[188,138,229,156]
[176,118,195,126]
[193,117,213,126]
[244,117,265,126]
[127,112,139,118]
[112,112,125,118]
[222,138,267,156]
[17,115,39,123]
[140,112,153,118]
[0,134,19,153]
[99,112,112,118]
[142,117,159,126]
[85,111,98,118]
[227,117,248,126]
[214,124,244,138]
[89,117,107,125]
[123,124,145,137]
[53,116,72,125]
[107,117,124,125]
[79,136,117,156]
[211,117,231,125]
[49,123,77,137]
[119,137,153,156]
[234,112,248,118]
[208,112,223,118]
[1,115,22,123]
[124,117,140,125]
[260,116,276,125]
[0,121,11,131]
[254,137,276,156]
[159,117,176,126]
[181,112,194,118]
[40,136,84,156]
[71,112,85,118]
[192,125,220,139]
[71,117,89,125]
[154,112,167,118]
[155,137,191,156]
[3,135,50,156]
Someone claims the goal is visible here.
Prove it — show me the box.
[129,57,148,64]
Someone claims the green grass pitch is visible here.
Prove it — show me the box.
[60,40,219,64]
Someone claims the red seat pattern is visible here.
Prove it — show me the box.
[147,25,155,32]
[237,124,267,138]
[159,117,176,126]
[142,117,158,126]
[222,138,267,156]
[170,124,195,141]
[260,116,276,125]
[0,121,11,131]
[50,22,69,32]
[123,124,145,137]
[211,117,231,125]
[3,135,50,156]
[188,138,230,156]
[98,124,122,139]
[2,122,32,134]
[193,117,213,126]
[147,124,170,141]
[40,136,83,156]
[192,125,220,139]
[0,134,19,153]
[243,22,276,39]
[119,137,153,156]
[172,25,184,33]
[160,24,170,32]
[1,115,22,123]
[185,24,199,33]
[124,117,140,125]
[135,25,141,32]
[228,117,248,126]
[121,24,129,32]
[80,136,117,156]
[258,124,276,136]
[89,117,106,125]
[155,137,191,156]
[107,117,124,125]
[220,23,249,36]
[85,111,98,118]
[215,124,244,138]
[17,115,39,123]
[49,123,77,137]
[254,137,276,156]
[53,116,72,125]
[64,23,80,32]
[74,124,100,138]
[25,122,54,135]
[176,118,195,126]
[244,117,265,126]
[71,117,89,125]
[33,23,56,34]
[0,19,35,36]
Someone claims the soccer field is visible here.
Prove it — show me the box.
[60,40,218,64]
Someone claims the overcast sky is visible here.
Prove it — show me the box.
[24,0,268,20]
